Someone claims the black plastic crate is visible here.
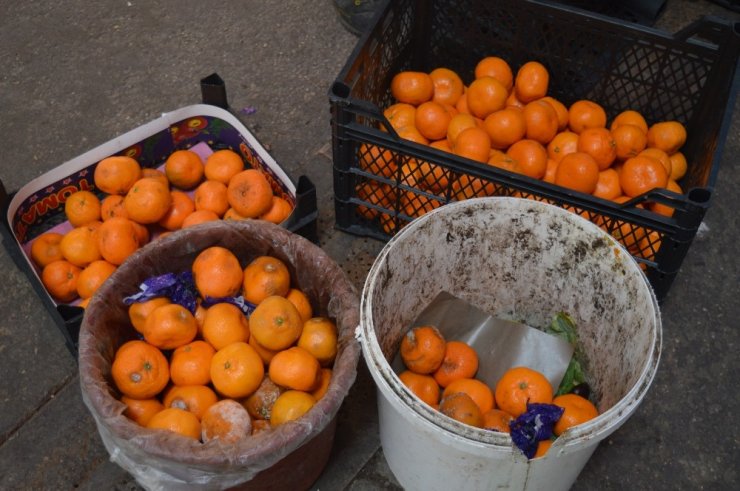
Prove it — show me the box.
[329,0,739,303]
[0,75,318,356]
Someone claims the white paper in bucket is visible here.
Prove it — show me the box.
[391,291,574,391]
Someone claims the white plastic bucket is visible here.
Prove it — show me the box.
[359,197,662,491]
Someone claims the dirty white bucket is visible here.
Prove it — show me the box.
[359,197,661,491]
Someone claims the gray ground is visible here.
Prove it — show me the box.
[0,1,738,490]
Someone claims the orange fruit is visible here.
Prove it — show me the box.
[100,195,128,221]
[249,334,281,365]
[612,124,647,161]
[192,246,244,299]
[251,419,272,435]
[400,325,446,375]
[438,391,483,428]
[429,67,465,106]
[489,151,522,174]
[482,408,514,433]
[163,384,218,420]
[541,96,569,131]
[474,56,513,91]
[638,147,672,177]
[141,167,170,188]
[243,376,284,420]
[443,378,495,414]
[483,107,526,150]
[158,190,195,231]
[242,255,291,305]
[181,209,220,228]
[593,168,622,200]
[619,155,669,198]
[568,100,607,134]
[94,156,142,195]
[96,216,141,265]
[552,393,599,436]
[547,131,579,162]
[522,99,559,144]
[506,90,525,110]
[311,368,333,401]
[396,125,430,145]
[259,196,293,224]
[60,225,101,267]
[201,302,251,350]
[223,207,247,221]
[432,340,479,388]
[297,317,338,367]
[554,152,600,194]
[649,179,683,217]
[123,177,172,224]
[143,303,198,350]
[466,77,508,119]
[164,150,204,190]
[398,370,440,407]
[286,288,313,323]
[494,366,553,417]
[610,109,648,134]
[383,103,417,132]
[170,340,216,386]
[201,399,253,443]
[128,297,171,334]
[76,259,117,299]
[210,341,265,399]
[249,295,304,350]
[453,126,491,163]
[64,190,101,227]
[146,407,201,440]
[401,190,441,218]
[111,339,169,399]
[269,346,321,391]
[543,158,558,183]
[30,232,64,268]
[226,169,274,218]
[534,439,553,458]
[415,101,454,141]
[390,71,434,105]
[669,152,687,181]
[507,139,548,179]
[359,142,397,177]
[455,87,470,114]
[447,112,480,147]
[193,180,230,217]
[121,396,164,427]
[41,259,82,302]
[204,149,244,184]
[132,221,149,247]
[514,61,549,103]
[270,390,317,427]
[577,127,617,170]
[646,121,687,154]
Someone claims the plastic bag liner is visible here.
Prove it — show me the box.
[78,220,361,491]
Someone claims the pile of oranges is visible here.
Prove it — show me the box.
[357,55,688,237]
[30,148,292,305]
[111,246,337,443]
[397,325,598,459]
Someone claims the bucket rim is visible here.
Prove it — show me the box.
[360,197,663,452]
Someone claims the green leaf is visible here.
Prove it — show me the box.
[556,358,586,396]
[546,312,578,345]
[546,312,587,396]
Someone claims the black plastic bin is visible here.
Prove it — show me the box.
[0,75,318,357]
[329,0,739,302]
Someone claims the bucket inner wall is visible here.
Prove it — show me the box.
[366,198,659,426]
